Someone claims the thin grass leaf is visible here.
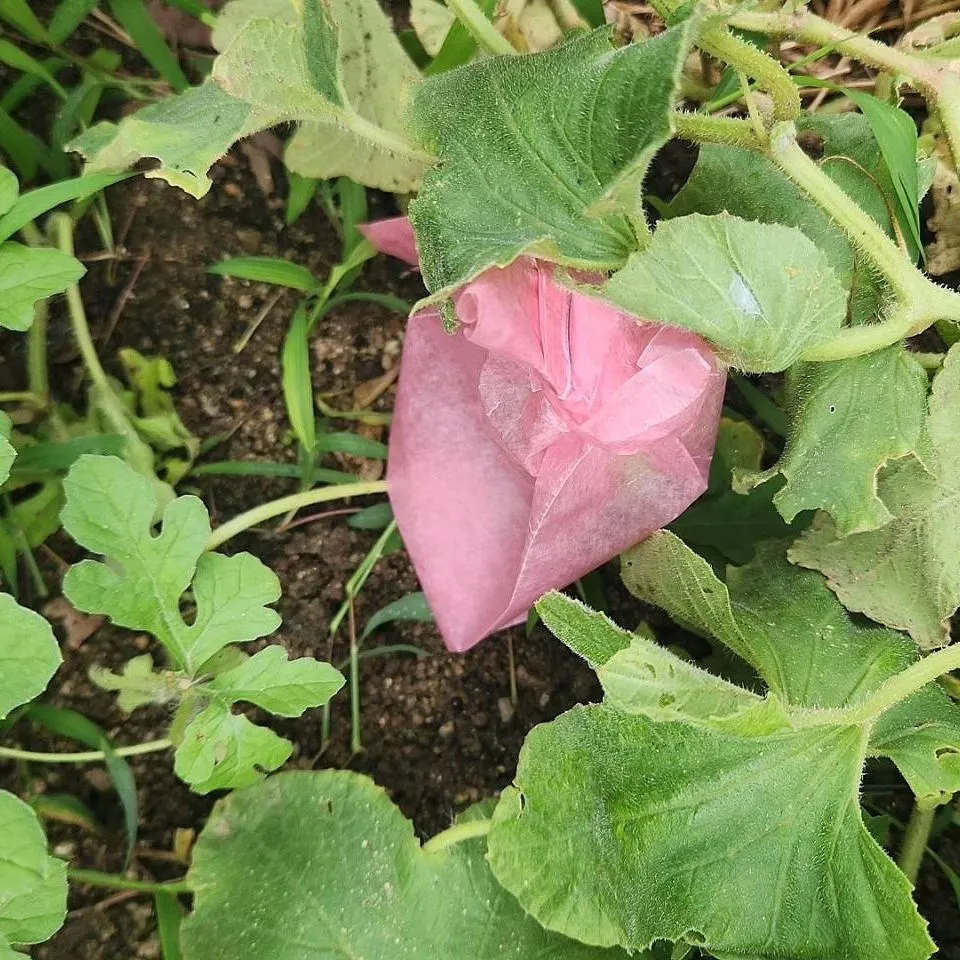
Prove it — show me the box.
[26,704,138,865]
[425,0,497,74]
[11,435,125,474]
[155,891,184,960]
[315,431,387,459]
[48,0,100,44]
[567,0,604,28]
[107,0,188,91]
[730,373,788,438]
[208,257,319,292]
[285,172,317,227]
[320,290,411,317]
[361,591,433,640]
[0,38,67,99]
[190,460,357,484]
[0,107,43,181]
[30,793,103,834]
[282,303,317,454]
[347,502,393,530]
[159,0,215,27]
[336,177,368,259]
[0,171,130,241]
[0,0,49,41]
[0,57,65,111]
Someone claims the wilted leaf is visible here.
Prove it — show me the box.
[90,654,177,712]
[181,770,633,958]
[790,344,960,648]
[408,24,693,298]
[605,213,847,372]
[73,0,428,197]
[0,242,85,332]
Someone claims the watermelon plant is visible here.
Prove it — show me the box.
[5,0,960,956]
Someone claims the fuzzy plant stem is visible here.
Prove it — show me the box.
[0,739,172,763]
[206,481,389,550]
[422,818,493,854]
[898,803,936,884]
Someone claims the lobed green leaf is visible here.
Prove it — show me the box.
[181,770,634,958]
[0,242,85,332]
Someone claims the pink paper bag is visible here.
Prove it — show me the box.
[362,218,725,652]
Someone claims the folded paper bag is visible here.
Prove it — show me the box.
[362,217,725,653]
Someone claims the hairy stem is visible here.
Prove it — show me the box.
[206,481,389,550]
[699,25,801,122]
[446,0,517,57]
[422,818,493,854]
[898,803,936,884]
[69,868,191,895]
[0,739,171,763]
[726,7,960,174]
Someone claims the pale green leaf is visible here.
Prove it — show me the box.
[174,702,292,794]
[736,346,928,536]
[0,169,16,217]
[0,792,67,950]
[0,594,61,720]
[72,0,428,197]
[622,534,960,803]
[605,213,847,372]
[89,654,180,712]
[61,455,281,673]
[0,242,85,332]
[181,769,633,959]
[0,413,13,486]
[285,0,426,192]
[210,0,291,50]
[790,344,960,648]
[537,592,783,734]
[407,24,693,298]
[488,704,934,958]
[207,646,344,717]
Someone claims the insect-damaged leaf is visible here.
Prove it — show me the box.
[181,770,634,959]
[791,343,960,648]
[71,0,428,197]
[407,23,694,298]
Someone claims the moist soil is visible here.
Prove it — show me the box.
[1,60,959,960]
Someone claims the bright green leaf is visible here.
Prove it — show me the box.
[0,169,16,217]
[181,770,633,958]
[488,703,934,959]
[61,455,281,673]
[737,346,928,536]
[362,591,433,640]
[73,0,429,198]
[408,24,693,298]
[790,344,960,648]
[605,212,847,372]
[0,242,85,332]
[622,534,960,802]
[173,702,292,794]
[0,593,61,720]
[208,256,318,291]
[0,791,67,953]
[0,413,13,486]
[207,646,344,717]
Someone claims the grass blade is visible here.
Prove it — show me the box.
[361,591,433,640]
[12,435,125,474]
[315,431,387,459]
[0,38,67,99]
[347,502,393,530]
[282,302,317,454]
[0,0,49,41]
[208,256,319,291]
[155,891,184,960]
[48,0,100,44]
[0,171,131,241]
[190,460,357,484]
[425,0,497,74]
[26,704,139,865]
[107,0,188,91]
[285,172,318,226]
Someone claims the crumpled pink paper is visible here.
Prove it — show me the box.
[363,217,725,653]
